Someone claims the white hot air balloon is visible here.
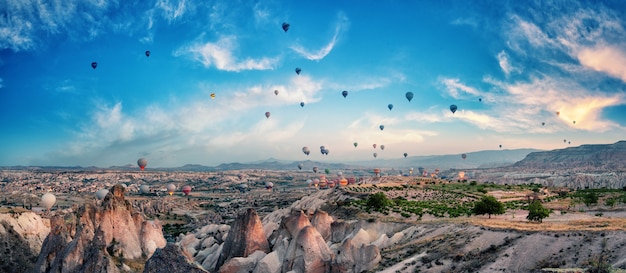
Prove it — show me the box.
[140,185,150,194]
[41,193,56,211]
[96,189,109,200]
[166,184,176,196]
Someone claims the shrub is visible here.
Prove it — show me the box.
[472,195,505,218]
[526,200,550,223]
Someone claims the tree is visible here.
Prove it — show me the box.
[526,199,550,223]
[366,192,391,212]
[472,195,505,218]
[583,191,599,207]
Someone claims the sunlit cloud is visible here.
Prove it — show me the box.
[577,44,626,82]
[175,35,280,71]
[290,12,350,61]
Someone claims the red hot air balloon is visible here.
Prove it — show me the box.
[182,185,192,196]
[137,158,147,171]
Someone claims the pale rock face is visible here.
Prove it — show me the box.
[332,238,381,273]
[289,226,334,273]
[0,211,50,254]
[33,184,167,273]
[218,250,266,273]
[200,243,223,271]
[310,210,334,241]
[252,251,281,273]
[143,243,209,273]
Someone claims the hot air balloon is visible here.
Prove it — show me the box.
[182,185,192,196]
[302,146,310,156]
[145,50,151,57]
[339,178,348,187]
[373,168,380,176]
[297,163,303,170]
[373,144,377,149]
[313,166,319,173]
[137,158,147,171]
[265,182,274,191]
[265,112,271,119]
[573,120,576,124]
[96,189,109,200]
[282,22,290,32]
[461,154,467,160]
[300,102,305,107]
[342,90,348,98]
[388,104,393,111]
[380,145,385,150]
[353,142,358,148]
[41,193,56,210]
[313,178,320,187]
[458,171,465,179]
[210,93,216,99]
[166,184,176,196]
[373,152,378,158]
[325,168,330,175]
[499,144,502,149]
[379,125,384,131]
[478,98,482,102]
[347,177,356,184]
[418,167,425,176]
[405,92,414,102]
[409,168,414,176]
[556,111,560,116]
[140,185,150,194]
[91,62,98,69]
[306,179,313,187]
[450,104,458,114]
[238,174,244,180]
[274,90,279,95]
[403,152,408,158]
[542,122,545,126]
[564,139,567,143]
[295,67,301,75]
[337,171,343,177]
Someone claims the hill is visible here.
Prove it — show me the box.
[513,141,626,169]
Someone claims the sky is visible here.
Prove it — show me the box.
[1,0,626,168]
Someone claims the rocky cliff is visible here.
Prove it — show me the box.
[514,141,626,169]
[33,184,167,273]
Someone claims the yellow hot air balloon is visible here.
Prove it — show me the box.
[210,93,216,99]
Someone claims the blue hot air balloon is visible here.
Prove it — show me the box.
[450,104,458,114]
[342,90,348,98]
[388,104,393,111]
[300,102,305,107]
[282,22,290,32]
[295,67,301,75]
[379,125,385,131]
[405,92,414,102]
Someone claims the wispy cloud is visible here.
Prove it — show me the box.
[450,17,478,28]
[0,78,3,88]
[577,44,626,82]
[439,78,482,99]
[155,0,188,23]
[496,50,521,76]
[290,12,350,61]
[175,35,279,71]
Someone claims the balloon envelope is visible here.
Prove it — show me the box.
[373,153,377,158]
[461,153,467,159]
[342,90,348,98]
[166,184,176,195]
[302,146,310,155]
[295,67,301,75]
[274,90,279,95]
[41,193,56,210]
[403,152,408,158]
[182,185,192,196]
[282,22,290,32]
[373,144,377,149]
[380,145,385,150]
[405,92,414,102]
[91,62,97,69]
[145,50,150,57]
[140,185,150,194]
[353,142,358,148]
[297,163,303,170]
[137,158,148,171]
[210,93,216,99]
[300,102,305,107]
[265,112,271,118]
[379,125,384,131]
[96,189,109,200]
[450,104,458,114]
[388,104,393,111]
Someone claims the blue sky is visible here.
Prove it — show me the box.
[1,0,626,168]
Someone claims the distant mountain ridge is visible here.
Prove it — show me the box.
[513,140,626,169]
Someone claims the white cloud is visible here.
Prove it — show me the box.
[496,50,521,75]
[577,44,626,82]
[156,0,188,23]
[450,17,478,28]
[0,78,3,88]
[290,12,350,61]
[175,36,279,71]
[439,78,482,99]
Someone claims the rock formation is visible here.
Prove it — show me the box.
[33,184,166,273]
[143,243,208,273]
[215,208,270,271]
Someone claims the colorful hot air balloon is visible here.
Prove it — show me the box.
[339,178,348,187]
[379,125,384,131]
[91,62,98,69]
[325,168,330,175]
[265,182,274,191]
[282,22,290,32]
[41,193,56,210]
[137,158,147,171]
[450,104,458,114]
[166,184,176,196]
[96,189,109,200]
[373,144,377,149]
[295,67,301,75]
[373,168,380,176]
[210,93,216,99]
[145,50,151,57]
[405,92,414,102]
[302,146,311,155]
[265,112,271,119]
[300,102,305,107]
[388,104,393,111]
[403,152,408,158]
[274,90,279,95]
[313,166,319,173]
[342,90,348,98]
[182,185,192,196]
[353,142,358,148]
